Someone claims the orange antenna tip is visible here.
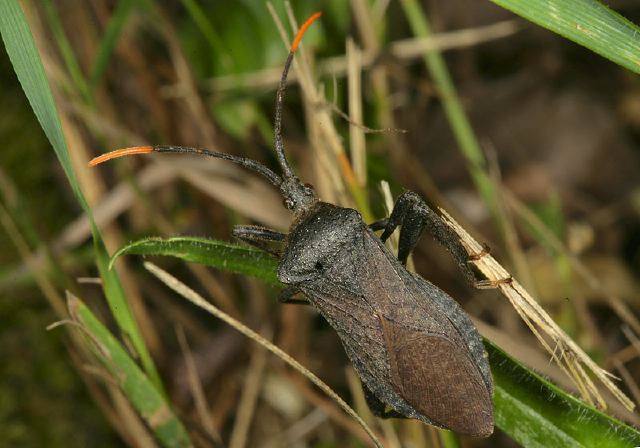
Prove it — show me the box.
[88,146,155,167]
[290,11,321,53]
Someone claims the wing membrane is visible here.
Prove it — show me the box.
[380,315,494,437]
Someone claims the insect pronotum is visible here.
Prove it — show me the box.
[90,11,495,437]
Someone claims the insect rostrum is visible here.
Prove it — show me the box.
[90,11,494,438]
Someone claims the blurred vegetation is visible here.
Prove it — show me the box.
[2,0,640,446]
[0,41,118,448]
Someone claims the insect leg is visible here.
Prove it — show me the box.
[233,227,312,304]
[232,225,286,257]
[379,191,480,285]
[368,218,389,232]
[362,383,406,419]
[278,285,309,305]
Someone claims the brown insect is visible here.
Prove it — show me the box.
[90,12,494,437]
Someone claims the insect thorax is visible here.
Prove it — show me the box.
[277,202,364,285]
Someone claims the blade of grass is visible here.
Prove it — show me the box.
[399,0,502,232]
[89,0,136,90]
[41,0,92,104]
[144,261,384,448]
[488,340,640,447]
[490,0,640,75]
[267,5,374,222]
[113,234,640,445]
[110,237,280,286]
[439,431,461,448]
[0,202,66,317]
[0,0,162,391]
[398,0,635,413]
[439,208,634,411]
[178,0,233,72]
[65,293,191,447]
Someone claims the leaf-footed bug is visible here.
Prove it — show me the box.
[90,11,495,437]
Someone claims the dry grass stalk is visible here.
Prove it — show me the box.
[346,37,366,186]
[261,408,327,447]
[143,262,384,448]
[267,2,361,210]
[205,20,519,92]
[175,326,221,444]
[439,209,635,411]
[228,340,269,448]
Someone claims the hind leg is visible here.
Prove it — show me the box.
[377,191,510,288]
[362,383,406,419]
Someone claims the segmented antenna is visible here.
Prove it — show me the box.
[274,11,322,179]
[88,145,283,187]
[88,11,322,188]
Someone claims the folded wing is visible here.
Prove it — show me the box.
[380,315,494,437]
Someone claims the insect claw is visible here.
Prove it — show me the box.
[468,243,491,262]
[474,276,513,289]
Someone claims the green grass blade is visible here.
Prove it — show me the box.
[90,0,135,90]
[399,0,505,236]
[41,0,92,104]
[179,0,233,72]
[0,0,162,390]
[113,236,640,445]
[111,237,280,286]
[0,3,77,197]
[488,340,640,447]
[67,293,191,447]
[491,0,640,75]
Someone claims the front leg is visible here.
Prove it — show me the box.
[368,218,388,232]
[232,225,286,257]
[233,227,312,304]
[378,191,483,286]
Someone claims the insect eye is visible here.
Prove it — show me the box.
[314,261,324,271]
